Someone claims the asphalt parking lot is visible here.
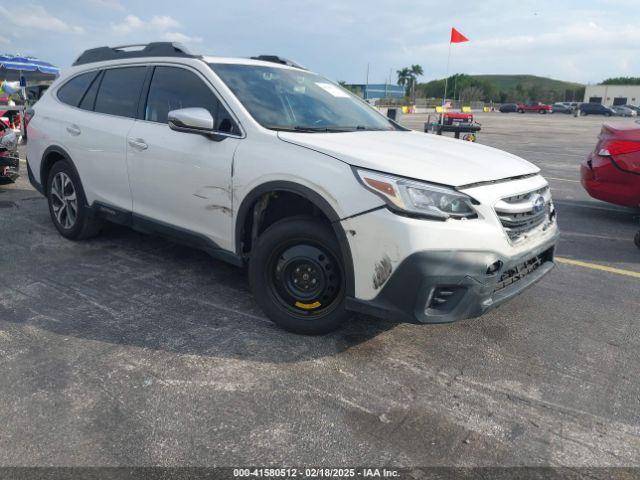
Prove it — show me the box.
[1,112,639,467]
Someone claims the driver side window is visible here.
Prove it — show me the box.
[144,66,238,134]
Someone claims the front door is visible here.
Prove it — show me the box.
[126,65,241,251]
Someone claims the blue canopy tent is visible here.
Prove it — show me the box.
[0,54,59,82]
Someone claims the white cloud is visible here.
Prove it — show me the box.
[162,32,202,44]
[110,14,201,45]
[112,15,181,34]
[149,16,181,30]
[87,0,124,10]
[111,15,145,34]
[0,5,84,34]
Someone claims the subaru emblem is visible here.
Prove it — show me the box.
[531,194,545,214]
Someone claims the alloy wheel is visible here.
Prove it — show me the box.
[50,172,78,229]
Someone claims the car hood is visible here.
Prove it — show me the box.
[278,130,539,187]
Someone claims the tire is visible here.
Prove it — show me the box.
[46,160,102,240]
[518,109,524,114]
[634,231,640,249]
[539,109,547,114]
[249,216,350,335]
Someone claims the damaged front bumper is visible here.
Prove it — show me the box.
[0,152,19,181]
[346,233,559,324]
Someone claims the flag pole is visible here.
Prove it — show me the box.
[441,40,452,125]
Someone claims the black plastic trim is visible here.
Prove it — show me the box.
[91,201,243,267]
[346,236,559,324]
[136,66,155,120]
[73,42,200,66]
[40,145,81,195]
[234,181,355,296]
[27,159,43,194]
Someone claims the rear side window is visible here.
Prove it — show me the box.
[94,67,147,118]
[145,66,238,133]
[57,71,99,107]
[78,71,102,111]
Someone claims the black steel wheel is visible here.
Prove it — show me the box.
[249,216,350,334]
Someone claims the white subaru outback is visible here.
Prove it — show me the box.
[26,43,559,334]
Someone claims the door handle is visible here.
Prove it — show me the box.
[66,125,81,136]
[127,138,148,151]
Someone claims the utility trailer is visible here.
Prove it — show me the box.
[424,112,481,142]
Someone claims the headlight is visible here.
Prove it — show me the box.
[355,168,477,220]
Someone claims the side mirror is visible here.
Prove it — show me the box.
[168,108,214,134]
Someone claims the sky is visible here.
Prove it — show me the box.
[0,0,637,85]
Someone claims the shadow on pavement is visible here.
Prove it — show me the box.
[1,214,400,364]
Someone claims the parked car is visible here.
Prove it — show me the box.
[551,103,573,114]
[623,104,640,114]
[26,42,559,334]
[499,103,518,113]
[581,120,640,208]
[611,105,637,117]
[0,120,18,182]
[517,103,552,114]
[579,103,615,116]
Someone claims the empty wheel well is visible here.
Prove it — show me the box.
[239,190,332,256]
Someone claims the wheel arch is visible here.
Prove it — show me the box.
[40,145,80,195]
[235,181,355,296]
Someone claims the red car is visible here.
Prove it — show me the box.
[581,121,640,208]
[517,103,552,114]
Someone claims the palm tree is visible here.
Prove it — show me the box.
[397,68,411,97]
[409,64,424,103]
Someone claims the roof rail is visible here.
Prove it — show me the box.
[250,55,306,70]
[73,42,199,66]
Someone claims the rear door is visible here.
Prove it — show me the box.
[65,66,148,211]
[126,65,242,251]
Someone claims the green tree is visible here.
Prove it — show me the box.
[409,64,424,102]
[601,77,640,85]
[396,67,411,97]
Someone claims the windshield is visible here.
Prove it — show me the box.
[209,63,395,132]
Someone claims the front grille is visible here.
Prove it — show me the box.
[494,253,545,293]
[495,186,554,242]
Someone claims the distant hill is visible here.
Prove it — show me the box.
[417,74,585,103]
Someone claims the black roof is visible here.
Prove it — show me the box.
[72,42,199,66]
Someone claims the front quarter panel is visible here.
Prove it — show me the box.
[232,134,385,229]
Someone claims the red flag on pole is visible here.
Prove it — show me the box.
[450,27,469,43]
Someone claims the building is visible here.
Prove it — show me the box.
[583,85,640,107]
[346,83,405,100]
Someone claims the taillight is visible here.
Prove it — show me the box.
[24,108,35,128]
[599,139,640,157]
